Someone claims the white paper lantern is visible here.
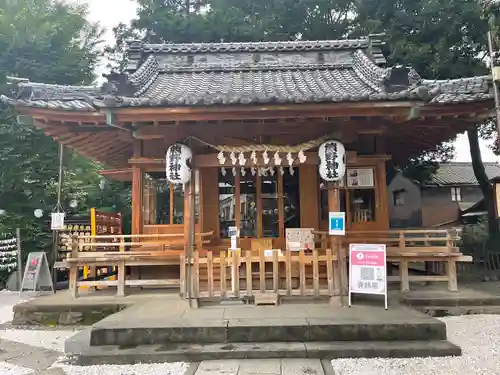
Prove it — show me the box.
[318,140,346,182]
[166,143,192,184]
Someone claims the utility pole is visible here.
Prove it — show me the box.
[51,143,64,288]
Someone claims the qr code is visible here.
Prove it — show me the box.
[360,267,375,281]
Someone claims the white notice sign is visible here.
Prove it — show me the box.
[348,243,387,310]
[51,212,65,230]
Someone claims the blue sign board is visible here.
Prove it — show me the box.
[329,212,345,236]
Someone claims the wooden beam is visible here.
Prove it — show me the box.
[115,102,422,123]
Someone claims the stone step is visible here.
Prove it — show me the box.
[64,339,461,365]
[402,295,500,307]
[89,318,447,346]
[414,305,500,317]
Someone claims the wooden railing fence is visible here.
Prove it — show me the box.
[181,249,339,299]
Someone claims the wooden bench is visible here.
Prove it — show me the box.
[65,232,213,298]
[346,229,471,292]
[314,229,472,292]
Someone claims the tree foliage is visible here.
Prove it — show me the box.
[0,0,130,263]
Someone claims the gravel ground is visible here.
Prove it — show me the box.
[0,361,33,375]
[331,314,500,375]
[0,290,190,375]
[53,362,190,375]
[0,328,77,352]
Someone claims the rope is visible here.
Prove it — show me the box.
[189,133,335,153]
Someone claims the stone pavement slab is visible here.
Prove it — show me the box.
[196,359,240,374]
[0,338,61,372]
[195,359,325,375]
[238,359,281,374]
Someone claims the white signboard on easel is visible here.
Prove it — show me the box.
[20,252,54,294]
[348,243,387,310]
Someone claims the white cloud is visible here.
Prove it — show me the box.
[454,132,498,163]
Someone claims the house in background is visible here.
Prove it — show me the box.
[388,162,500,228]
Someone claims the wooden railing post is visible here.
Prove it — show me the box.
[117,259,125,297]
[180,254,185,298]
[232,251,240,297]
[69,235,78,298]
[285,250,292,296]
[272,251,279,293]
[313,249,320,296]
[326,249,334,296]
[207,252,214,298]
[245,251,252,297]
[299,250,306,296]
[220,252,226,298]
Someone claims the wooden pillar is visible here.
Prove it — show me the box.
[131,166,143,235]
[185,168,197,307]
[131,140,143,235]
[130,140,143,281]
[328,184,348,298]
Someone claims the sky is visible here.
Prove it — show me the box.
[79,0,499,164]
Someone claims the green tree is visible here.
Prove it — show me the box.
[113,0,500,232]
[0,0,130,275]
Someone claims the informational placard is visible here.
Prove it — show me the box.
[348,243,387,310]
[50,212,65,230]
[228,226,238,249]
[347,168,374,188]
[285,228,314,251]
[328,212,345,236]
[20,252,54,294]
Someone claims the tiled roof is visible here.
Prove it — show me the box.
[0,37,493,110]
[429,162,500,185]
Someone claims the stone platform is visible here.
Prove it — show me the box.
[13,283,500,327]
[64,297,461,364]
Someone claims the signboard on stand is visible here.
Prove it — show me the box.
[348,243,387,309]
[20,252,54,294]
[328,212,345,236]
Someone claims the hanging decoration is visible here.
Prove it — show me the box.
[0,235,17,272]
[251,151,258,164]
[166,143,192,184]
[230,152,237,165]
[298,150,307,163]
[318,140,346,182]
[217,151,226,164]
[262,150,270,165]
[197,133,338,167]
[251,167,257,176]
[238,152,247,166]
[241,167,246,177]
[279,166,285,175]
[221,167,227,176]
[274,152,282,166]
[289,166,295,176]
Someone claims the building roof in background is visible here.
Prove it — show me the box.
[0,36,493,111]
[430,162,500,185]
